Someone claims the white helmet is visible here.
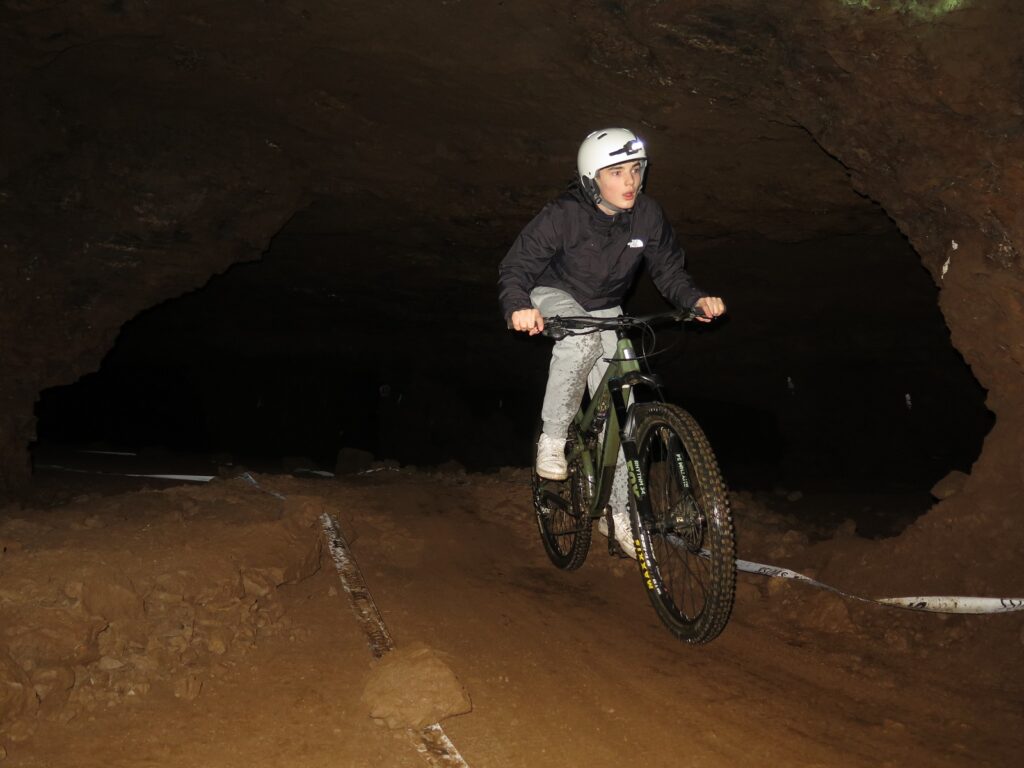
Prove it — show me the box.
[577,128,648,207]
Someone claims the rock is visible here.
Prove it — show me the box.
[3,607,104,667]
[931,470,969,500]
[361,643,472,730]
[237,498,324,602]
[126,654,159,676]
[173,673,204,701]
[335,447,375,475]
[62,581,83,600]
[99,619,149,651]
[31,666,75,716]
[834,519,858,539]
[203,626,233,655]
[435,460,466,476]
[281,456,317,473]
[240,568,281,598]
[0,649,36,726]
[80,573,144,622]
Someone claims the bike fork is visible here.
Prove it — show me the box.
[609,377,657,570]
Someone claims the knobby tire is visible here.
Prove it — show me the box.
[628,403,735,644]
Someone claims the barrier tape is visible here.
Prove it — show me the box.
[37,463,214,483]
[321,512,394,658]
[239,472,286,499]
[734,555,1024,614]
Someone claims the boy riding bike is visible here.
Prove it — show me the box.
[498,128,726,553]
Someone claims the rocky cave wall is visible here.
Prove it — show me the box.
[2,0,1022,580]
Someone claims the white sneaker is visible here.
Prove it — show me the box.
[535,432,568,481]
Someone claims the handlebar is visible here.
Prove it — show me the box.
[541,308,704,340]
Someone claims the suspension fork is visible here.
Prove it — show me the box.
[609,373,662,584]
[609,374,652,519]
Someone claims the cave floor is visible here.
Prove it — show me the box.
[1,467,1020,767]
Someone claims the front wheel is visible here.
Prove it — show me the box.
[628,403,735,644]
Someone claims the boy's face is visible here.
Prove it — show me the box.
[595,160,643,213]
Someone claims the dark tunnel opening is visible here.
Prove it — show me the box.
[32,204,993,537]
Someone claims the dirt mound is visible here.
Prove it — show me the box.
[0,476,323,747]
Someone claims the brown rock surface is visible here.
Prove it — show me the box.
[0,470,1019,765]
[0,474,323,747]
[0,648,36,731]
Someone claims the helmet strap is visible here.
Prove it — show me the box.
[581,177,638,215]
[580,176,600,205]
[595,190,641,216]
[596,197,626,215]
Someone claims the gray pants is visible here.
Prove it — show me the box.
[529,286,634,554]
[529,286,622,439]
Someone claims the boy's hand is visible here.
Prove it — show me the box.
[510,308,545,335]
[694,296,726,323]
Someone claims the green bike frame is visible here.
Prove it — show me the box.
[566,331,650,519]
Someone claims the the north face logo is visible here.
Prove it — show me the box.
[628,239,644,248]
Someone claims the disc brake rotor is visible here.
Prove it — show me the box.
[671,494,704,551]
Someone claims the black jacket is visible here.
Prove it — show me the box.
[498,186,706,321]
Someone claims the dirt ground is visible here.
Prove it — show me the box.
[1,459,1021,767]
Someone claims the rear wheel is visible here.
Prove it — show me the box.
[533,423,594,570]
[628,403,735,643]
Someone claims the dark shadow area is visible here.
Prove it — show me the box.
[34,213,992,537]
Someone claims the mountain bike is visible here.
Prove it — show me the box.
[532,310,735,644]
